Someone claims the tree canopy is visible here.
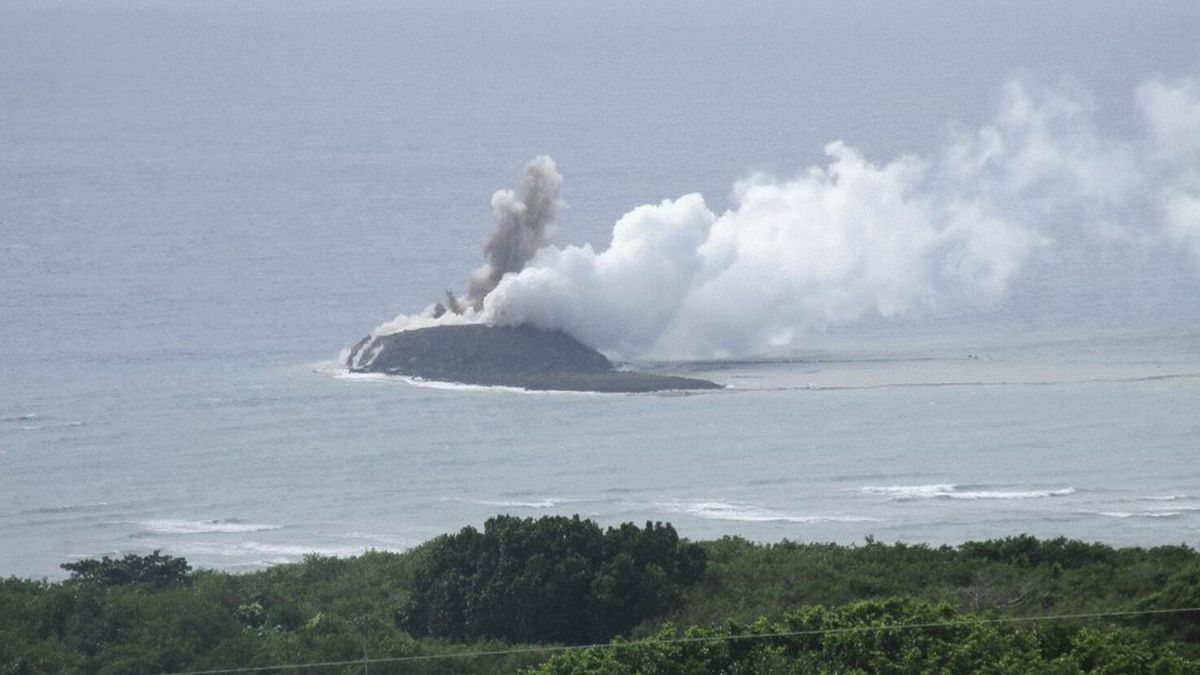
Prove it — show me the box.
[400,515,707,644]
[1,519,1197,674]
[60,550,190,589]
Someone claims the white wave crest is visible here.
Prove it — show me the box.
[468,498,569,509]
[446,496,624,509]
[859,484,1076,501]
[859,483,958,499]
[136,519,283,535]
[657,500,880,524]
[177,540,376,559]
[1097,511,1182,519]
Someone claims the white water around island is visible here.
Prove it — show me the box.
[3,1,1200,577]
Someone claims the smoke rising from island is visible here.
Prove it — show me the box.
[376,76,1200,359]
[465,156,563,310]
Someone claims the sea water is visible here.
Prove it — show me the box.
[3,1,1200,578]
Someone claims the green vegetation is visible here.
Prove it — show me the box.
[679,534,1197,627]
[1,518,1197,674]
[60,551,191,589]
[535,599,1198,674]
[402,515,706,644]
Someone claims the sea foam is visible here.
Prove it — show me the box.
[175,540,375,559]
[859,484,1076,501]
[461,497,571,509]
[657,500,880,524]
[136,519,283,535]
[316,361,607,396]
[1097,511,1182,519]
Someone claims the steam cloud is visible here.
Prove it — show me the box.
[376,76,1200,359]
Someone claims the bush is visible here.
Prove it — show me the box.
[529,598,1200,674]
[400,515,706,644]
[61,551,190,589]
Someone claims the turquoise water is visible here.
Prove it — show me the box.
[2,1,1200,577]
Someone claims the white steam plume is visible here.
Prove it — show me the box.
[377,76,1200,359]
[1138,77,1200,264]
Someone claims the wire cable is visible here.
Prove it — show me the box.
[162,605,1200,674]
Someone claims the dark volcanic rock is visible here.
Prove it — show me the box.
[347,324,721,393]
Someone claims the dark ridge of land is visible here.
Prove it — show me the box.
[346,324,722,393]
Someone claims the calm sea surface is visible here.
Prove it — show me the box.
[3,1,1199,577]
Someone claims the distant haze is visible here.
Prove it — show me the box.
[3,1,1200,363]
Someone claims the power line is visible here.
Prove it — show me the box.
[162,605,1200,675]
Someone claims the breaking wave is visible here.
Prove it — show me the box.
[657,500,880,524]
[859,484,1076,501]
[173,540,380,560]
[135,519,283,535]
[1096,511,1182,519]
[454,497,576,509]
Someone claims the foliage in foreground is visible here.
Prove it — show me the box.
[680,534,1199,632]
[402,515,707,644]
[1,517,1198,674]
[532,597,1199,675]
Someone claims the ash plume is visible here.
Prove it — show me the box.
[373,75,1200,360]
[455,156,562,310]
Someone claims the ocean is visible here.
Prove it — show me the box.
[2,0,1199,578]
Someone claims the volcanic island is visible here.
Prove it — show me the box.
[346,324,722,393]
